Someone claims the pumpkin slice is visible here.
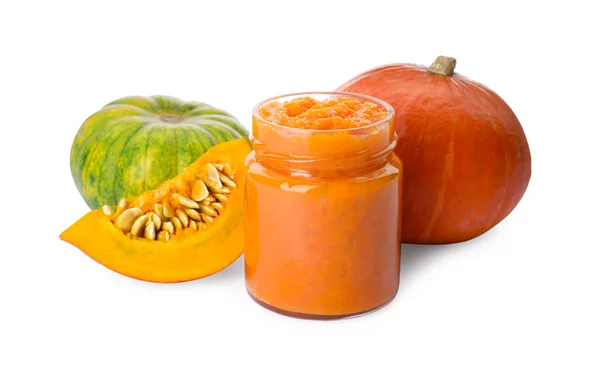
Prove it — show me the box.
[60,138,251,283]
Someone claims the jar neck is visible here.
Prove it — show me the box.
[250,117,397,179]
[252,136,397,179]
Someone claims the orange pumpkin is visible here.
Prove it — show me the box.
[337,56,531,244]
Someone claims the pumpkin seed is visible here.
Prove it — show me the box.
[171,217,183,232]
[130,214,150,237]
[162,221,174,234]
[111,161,236,240]
[115,208,142,232]
[148,212,162,231]
[213,193,228,203]
[175,209,189,228]
[114,198,128,218]
[211,202,224,213]
[102,205,115,217]
[210,186,231,194]
[154,203,168,221]
[201,214,214,223]
[157,230,170,242]
[172,193,199,209]
[191,180,209,201]
[117,198,127,210]
[201,194,217,205]
[199,163,222,189]
[184,208,202,221]
[222,163,234,178]
[144,220,156,240]
[199,204,218,217]
[163,199,175,218]
[219,173,236,188]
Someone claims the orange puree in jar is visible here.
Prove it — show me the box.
[245,93,402,319]
[258,96,389,130]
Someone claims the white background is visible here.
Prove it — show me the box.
[1,1,598,369]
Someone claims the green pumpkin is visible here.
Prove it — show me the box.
[70,95,248,209]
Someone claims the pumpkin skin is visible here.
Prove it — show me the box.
[60,139,251,283]
[70,95,248,210]
[337,57,531,244]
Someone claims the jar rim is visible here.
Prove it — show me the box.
[252,91,395,134]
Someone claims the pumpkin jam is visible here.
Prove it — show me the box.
[245,93,402,319]
[257,96,389,130]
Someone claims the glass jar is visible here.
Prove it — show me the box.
[245,92,402,319]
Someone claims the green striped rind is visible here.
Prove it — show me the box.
[70,95,249,209]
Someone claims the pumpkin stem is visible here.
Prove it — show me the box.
[428,56,456,76]
[158,113,184,123]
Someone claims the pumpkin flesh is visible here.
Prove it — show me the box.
[60,138,251,282]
